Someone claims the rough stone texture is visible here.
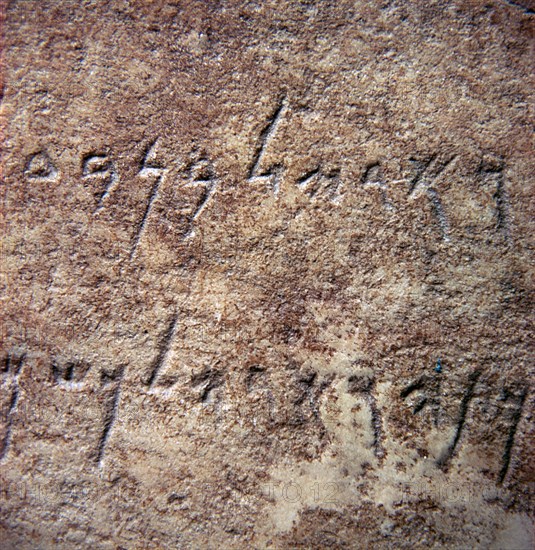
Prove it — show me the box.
[0,0,534,548]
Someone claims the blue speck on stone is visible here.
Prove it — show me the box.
[435,359,442,373]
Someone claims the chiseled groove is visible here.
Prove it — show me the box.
[146,314,179,388]
[437,370,481,469]
[96,376,123,466]
[95,169,118,211]
[493,174,511,239]
[130,174,162,260]
[498,388,527,483]
[0,352,25,461]
[248,96,286,179]
[368,393,385,459]
[427,188,450,242]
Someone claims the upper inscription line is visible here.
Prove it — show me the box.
[130,141,166,260]
[248,96,286,179]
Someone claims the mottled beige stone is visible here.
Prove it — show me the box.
[1,0,534,548]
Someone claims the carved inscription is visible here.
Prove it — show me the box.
[361,163,394,210]
[49,355,124,466]
[146,313,178,389]
[183,156,217,238]
[400,373,441,425]
[247,97,287,195]
[297,167,343,203]
[25,151,58,181]
[0,350,25,460]
[0,346,529,483]
[497,386,527,483]
[407,155,457,242]
[348,373,385,459]
[191,367,223,404]
[130,140,167,259]
[436,370,481,469]
[51,357,90,387]
[21,100,515,249]
[401,367,528,482]
[478,158,510,239]
[82,152,117,211]
[95,366,124,466]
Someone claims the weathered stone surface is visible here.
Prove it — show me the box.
[1,1,533,548]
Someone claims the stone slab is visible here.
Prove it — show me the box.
[1,1,534,548]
